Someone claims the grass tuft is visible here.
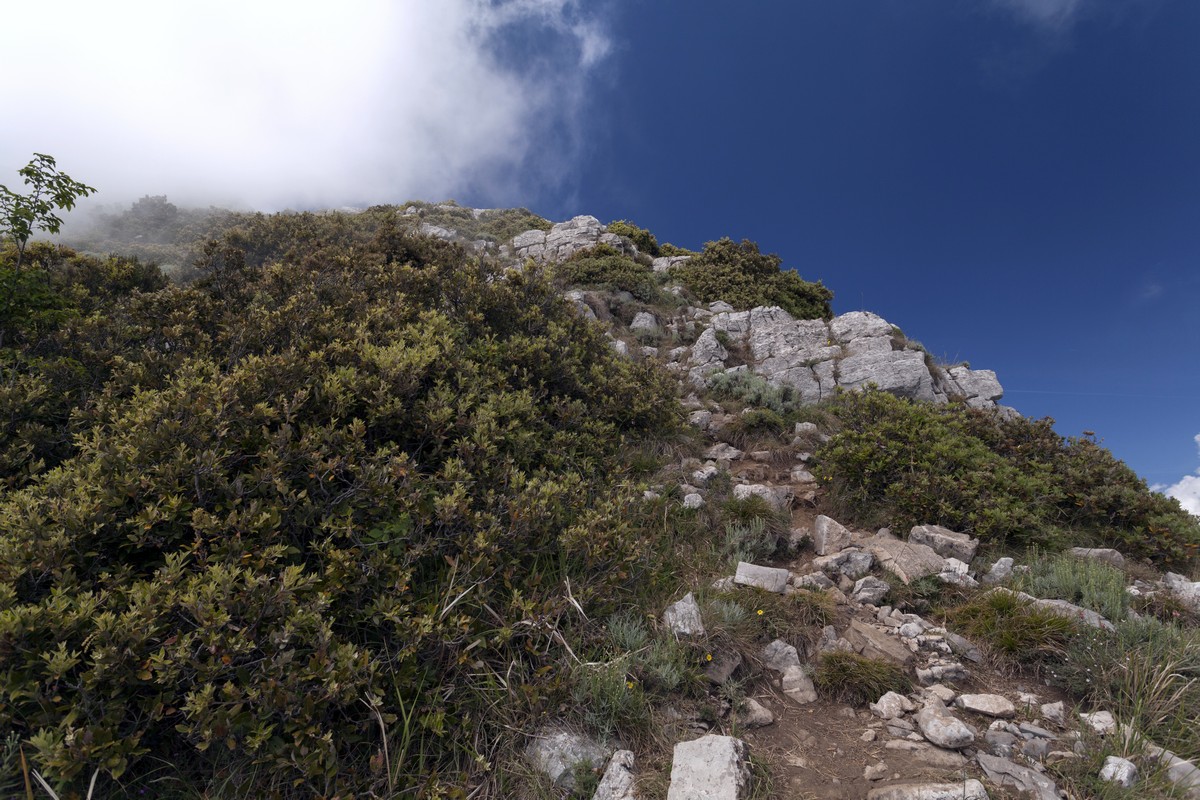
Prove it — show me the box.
[812,651,911,706]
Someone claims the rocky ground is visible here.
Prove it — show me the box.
[399,205,1200,799]
[525,417,1200,800]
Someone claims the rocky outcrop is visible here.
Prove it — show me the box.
[681,307,1005,409]
[512,215,637,263]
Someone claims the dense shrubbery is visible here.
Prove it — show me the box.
[669,237,833,319]
[554,244,663,303]
[815,389,1200,568]
[606,219,660,257]
[0,216,680,796]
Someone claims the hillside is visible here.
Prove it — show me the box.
[1,204,1198,799]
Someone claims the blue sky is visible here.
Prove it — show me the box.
[559,0,1200,504]
[1,0,1196,507]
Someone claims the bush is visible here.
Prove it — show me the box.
[554,245,661,303]
[708,371,806,416]
[669,237,832,320]
[0,216,681,796]
[1016,552,1130,623]
[606,220,660,257]
[815,389,1200,569]
[812,652,910,705]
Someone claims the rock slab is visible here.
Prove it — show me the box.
[663,593,706,636]
[593,750,637,800]
[734,562,790,593]
[667,735,751,800]
[866,780,989,800]
[909,525,979,563]
[526,727,610,790]
[813,514,853,555]
[916,702,976,749]
[865,532,947,584]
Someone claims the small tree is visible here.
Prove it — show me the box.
[0,153,96,344]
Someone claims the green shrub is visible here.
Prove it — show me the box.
[812,652,910,705]
[669,237,832,320]
[554,245,661,303]
[815,389,1200,569]
[708,371,805,416]
[720,517,779,567]
[571,661,651,740]
[1016,552,1130,622]
[606,220,660,257]
[0,216,681,796]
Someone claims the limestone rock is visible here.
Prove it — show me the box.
[667,735,751,800]
[795,572,835,590]
[865,531,947,584]
[1080,710,1116,735]
[1164,572,1200,612]
[781,665,818,704]
[1040,701,1065,725]
[813,514,854,555]
[736,698,775,728]
[853,576,891,605]
[838,347,936,401]
[732,483,793,511]
[866,780,989,800]
[944,366,1004,408]
[663,593,705,637]
[924,684,956,704]
[1034,598,1116,631]
[761,639,802,672]
[705,649,743,684]
[976,752,1060,800]
[1146,743,1200,798]
[981,557,1014,585]
[915,702,976,749]
[909,525,979,563]
[734,562,790,593]
[1100,756,1138,788]
[526,727,611,790]
[704,442,743,461]
[630,311,658,332]
[954,694,1016,719]
[652,255,690,273]
[881,741,970,769]
[870,691,916,720]
[593,750,637,800]
[1070,547,1126,566]
[864,761,889,781]
[813,548,874,578]
[845,619,915,666]
[683,493,704,510]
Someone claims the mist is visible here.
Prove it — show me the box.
[0,0,610,213]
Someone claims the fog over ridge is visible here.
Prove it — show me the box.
[0,0,609,211]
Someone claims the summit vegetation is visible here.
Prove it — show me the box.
[0,161,1197,799]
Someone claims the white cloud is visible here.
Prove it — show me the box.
[1160,434,1200,516]
[990,0,1086,29]
[0,0,610,210]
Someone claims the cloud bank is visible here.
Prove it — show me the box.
[0,0,610,210]
[1159,434,1200,516]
